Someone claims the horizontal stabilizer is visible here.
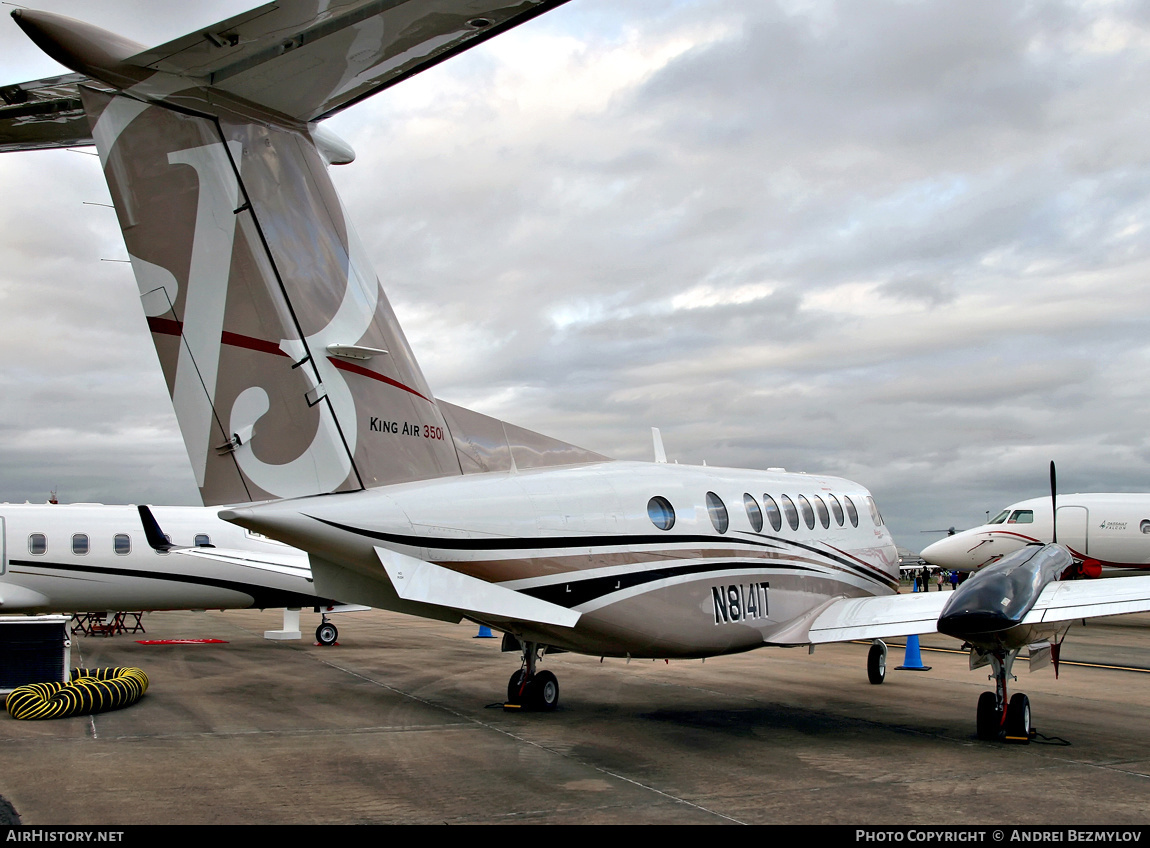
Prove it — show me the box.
[0,72,102,152]
[374,545,580,629]
[173,546,311,576]
[124,0,572,122]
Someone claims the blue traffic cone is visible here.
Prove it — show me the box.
[896,634,931,671]
[474,625,495,639]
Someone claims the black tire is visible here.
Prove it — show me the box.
[1005,693,1031,743]
[867,642,886,685]
[507,670,527,704]
[976,691,1001,741]
[316,622,338,646]
[532,670,559,711]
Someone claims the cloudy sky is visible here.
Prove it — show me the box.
[2,0,1150,549]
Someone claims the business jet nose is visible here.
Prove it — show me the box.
[920,535,969,570]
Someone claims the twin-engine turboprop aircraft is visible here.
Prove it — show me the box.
[922,493,1150,576]
[6,0,1150,741]
[0,501,355,644]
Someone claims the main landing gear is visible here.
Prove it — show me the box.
[975,648,1032,743]
[315,615,338,646]
[867,640,888,684]
[504,639,559,711]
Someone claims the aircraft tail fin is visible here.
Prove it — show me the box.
[9,2,601,506]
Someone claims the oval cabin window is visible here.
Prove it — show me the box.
[647,496,676,531]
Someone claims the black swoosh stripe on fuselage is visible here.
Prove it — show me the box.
[305,516,898,591]
[517,560,822,608]
[7,559,331,610]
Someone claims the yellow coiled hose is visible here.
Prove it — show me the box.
[5,667,149,720]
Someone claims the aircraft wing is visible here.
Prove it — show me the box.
[125,0,572,122]
[803,575,1150,645]
[804,592,951,644]
[1021,575,1150,623]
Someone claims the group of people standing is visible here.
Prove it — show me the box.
[911,566,959,591]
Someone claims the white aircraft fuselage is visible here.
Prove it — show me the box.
[920,494,1150,574]
[224,461,899,658]
[0,502,322,614]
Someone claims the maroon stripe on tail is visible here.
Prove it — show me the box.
[146,317,430,404]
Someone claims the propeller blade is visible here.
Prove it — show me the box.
[1050,460,1057,545]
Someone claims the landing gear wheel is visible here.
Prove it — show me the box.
[507,670,527,704]
[316,621,338,646]
[976,691,1002,741]
[532,670,559,711]
[1005,693,1031,744]
[867,642,886,685]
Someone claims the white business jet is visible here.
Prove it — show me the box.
[922,493,1150,577]
[0,501,354,644]
[5,0,1150,742]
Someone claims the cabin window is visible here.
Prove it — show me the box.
[812,495,831,529]
[1007,510,1033,524]
[780,495,800,531]
[114,534,131,555]
[762,494,783,532]
[866,496,884,526]
[194,534,212,547]
[743,494,763,532]
[988,510,1010,525]
[797,495,816,530]
[843,496,859,528]
[706,492,729,534]
[647,496,676,531]
[72,534,89,555]
[1141,520,1150,534]
[827,494,845,527]
[28,534,46,555]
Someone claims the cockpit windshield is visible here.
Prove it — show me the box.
[1007,510,1034,524]
[988,509,1010,525]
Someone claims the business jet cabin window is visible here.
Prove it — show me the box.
[812,495,831,529]
[827,494,845,526]
[28,534,46,555]
[797,495,816,530]
[780,495,800,530]
[72,534,89,555]
[114,534,131,555]
[762,494,783,532]
[843,496,859,528]
[647,496,675,531]
[706,492,729,534]
[743,494,763,532]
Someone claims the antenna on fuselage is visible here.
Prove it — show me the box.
[651,428,667,463]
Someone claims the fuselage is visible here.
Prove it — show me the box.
[223,461,899,659]
[921,494,1150,572]
[0,502,323,614]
